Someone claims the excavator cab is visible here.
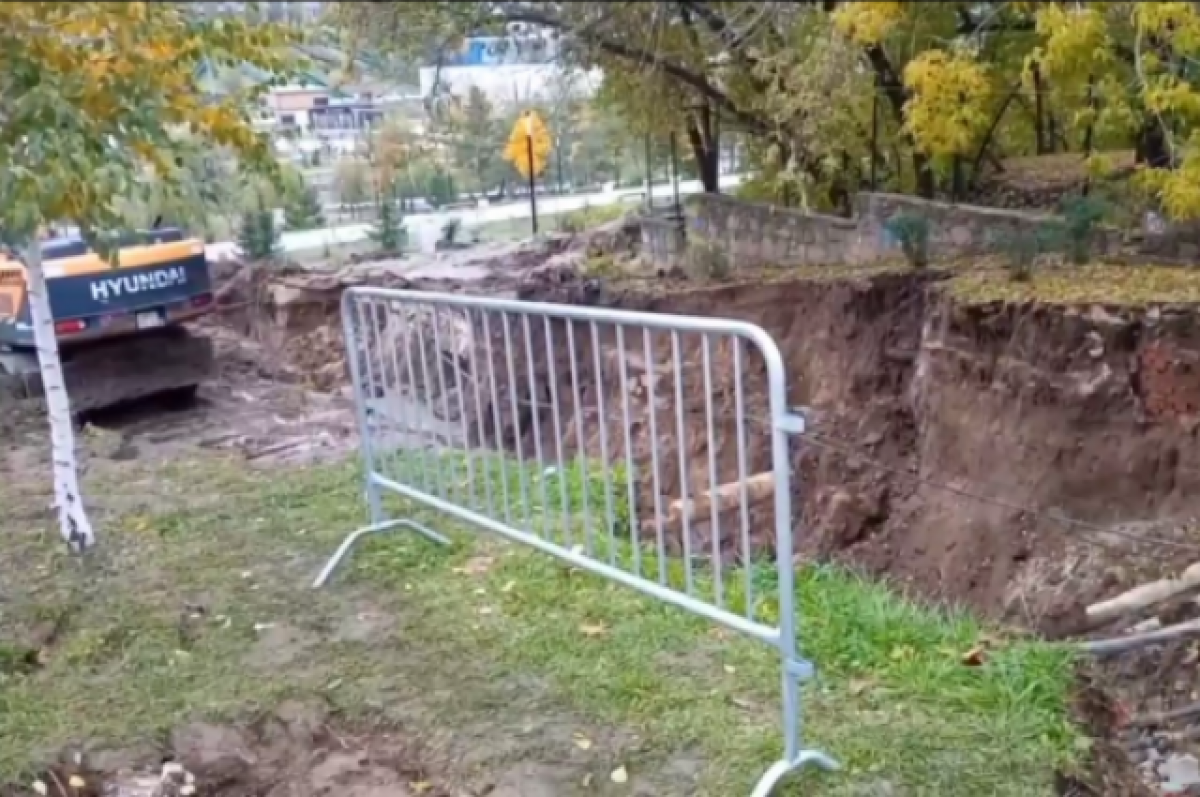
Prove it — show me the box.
[0,230,218,414]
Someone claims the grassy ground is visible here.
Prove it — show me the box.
[473,204,630,243]
[647,256,1200,308]
[946,261,1200,305]
[0,445,1085,795]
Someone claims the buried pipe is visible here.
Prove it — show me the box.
[639,471,776,535]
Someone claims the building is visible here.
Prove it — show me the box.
[418,32,599,107]
[195,2,324,24]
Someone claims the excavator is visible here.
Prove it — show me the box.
[0,227,218,415]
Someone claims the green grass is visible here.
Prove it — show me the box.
[651,256,1200,309]
[947,262,1200,305]
[472,204,630,243]
[0,450,1086,795]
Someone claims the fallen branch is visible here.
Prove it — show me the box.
[1080,618,1200,656]
[1086,561,1200,626]
[640,471,776,534]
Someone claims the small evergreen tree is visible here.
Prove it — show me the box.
[284,179,325,231]
[369,182,407,254]
[425,169,457,209]
[238,201,280,261]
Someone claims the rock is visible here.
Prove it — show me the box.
[1088,304,1127,328]
[170,722,255,776]
[1159,754,1200,794]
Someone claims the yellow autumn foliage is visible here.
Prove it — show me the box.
[503,111,553,180]
[831,2,905,46]
[344,1,1200,222]
[902,50,993,159]
[0,2,296,238]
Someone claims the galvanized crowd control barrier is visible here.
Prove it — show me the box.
[314,286,838,795]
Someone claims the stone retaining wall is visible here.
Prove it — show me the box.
[639,212,687,272]
[660,191,1121,270]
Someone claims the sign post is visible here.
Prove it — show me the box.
[525,115,538,234]
[504,110,552,237]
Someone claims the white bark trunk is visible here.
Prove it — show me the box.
[23,242,95,551]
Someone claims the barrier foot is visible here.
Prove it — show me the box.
[313,518,451,589]
[749,749,839,797]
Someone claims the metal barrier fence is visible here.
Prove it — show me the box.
[314,286,838,795]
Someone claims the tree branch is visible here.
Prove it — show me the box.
[494,4,774,137]
[970,82,1020,181]
[677,1,752,52]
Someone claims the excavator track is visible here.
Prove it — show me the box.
[0,327,214,415]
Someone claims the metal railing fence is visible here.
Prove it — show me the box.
[315,286,837,795]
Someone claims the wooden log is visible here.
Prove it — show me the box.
[1085,561,1200,626]
[640,471,777,534]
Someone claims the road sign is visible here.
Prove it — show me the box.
[504,110,552,179]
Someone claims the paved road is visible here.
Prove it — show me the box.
[206,175,744,261]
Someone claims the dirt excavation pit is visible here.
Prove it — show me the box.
[4,702,451,797]
[12,222,1188,793]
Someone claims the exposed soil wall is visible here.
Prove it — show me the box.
[908,298,1200,620]
[508,271,1200,626]
[236,241,1200,627]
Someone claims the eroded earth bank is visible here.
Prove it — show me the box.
[5,217,1200,795]
[240,216,1200,792]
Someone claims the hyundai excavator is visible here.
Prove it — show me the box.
[0,228,217,415]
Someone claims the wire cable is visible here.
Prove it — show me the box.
[799,429,1200,553]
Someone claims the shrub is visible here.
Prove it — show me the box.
[884,213,931,269]
[284,180,325,231]
[992,223,1062,282]
[237,204,280,261]
[1058,195,1109,265]
[370,193,407,254]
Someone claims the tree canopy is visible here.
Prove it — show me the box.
[334,1,1200,218]
[0,2,296,242]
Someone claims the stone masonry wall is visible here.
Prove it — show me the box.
[670,191,1120,270]
[639,212,687,271]
[684,194,862,268]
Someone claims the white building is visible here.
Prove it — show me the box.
[418,33,600,107]
[196,2,324,24]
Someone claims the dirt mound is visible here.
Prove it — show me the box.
[7,702,448,797]
[211,217,640,396]
[967,151,1137,211]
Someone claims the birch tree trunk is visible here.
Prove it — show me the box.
[23,241,95,551]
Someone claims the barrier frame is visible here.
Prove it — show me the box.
[315,287,838,795]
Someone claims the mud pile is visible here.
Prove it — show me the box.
[213,217,639,395]
[7,702,449,797]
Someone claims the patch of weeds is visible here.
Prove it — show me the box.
[0,644,38,679]
[884,213,931,269]
[583,253,619,278]
[556,203,627,234]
